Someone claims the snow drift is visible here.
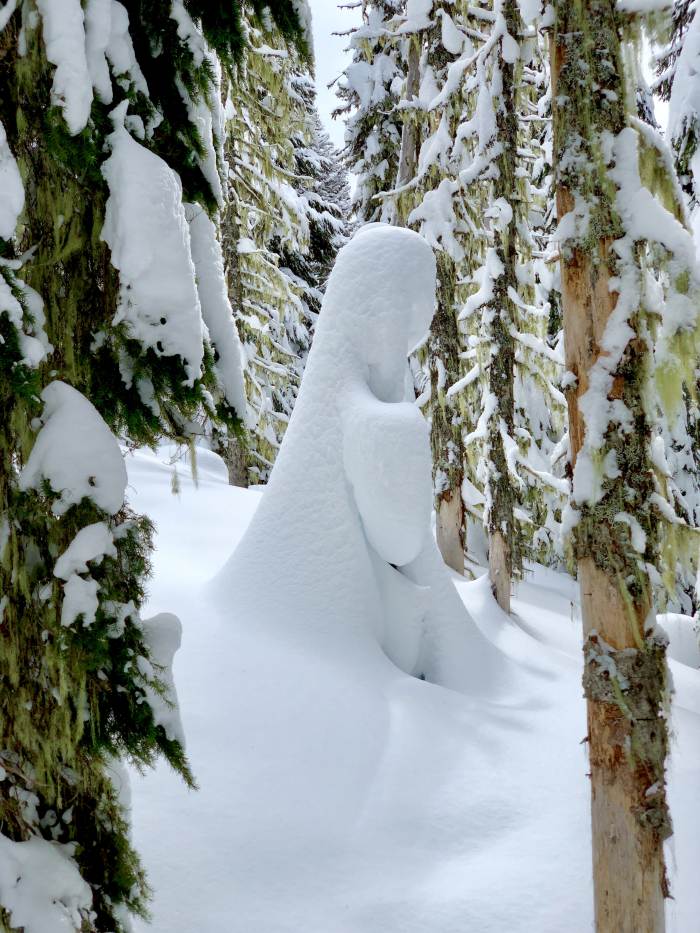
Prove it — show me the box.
[213,223,504,692]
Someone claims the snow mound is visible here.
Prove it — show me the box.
[213,223,504,691]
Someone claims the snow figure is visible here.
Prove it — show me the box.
[215,224,501,692]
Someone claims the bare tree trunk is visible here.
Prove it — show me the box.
[488,530,510,614]
[485,0,520,613]
[429,252,466,574]
[220,433,249,487]
[395,34,421,196]
[220,76,249,488]
[436,489,465,574]
[552,4,671,929]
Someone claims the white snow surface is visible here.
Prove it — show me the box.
[101,104,204,385]
[0,119,24,240]
[19,381,127,516]
[36,0,93,136]
[140,612,186,746]
[123,227,700,932]
[0,835,92,933]
[125,444,700,933]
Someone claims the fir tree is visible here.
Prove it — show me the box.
[0,1,306,929]
[221,7,348,484]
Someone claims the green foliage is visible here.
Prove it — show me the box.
[0,1,254,927]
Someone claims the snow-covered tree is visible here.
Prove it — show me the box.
[552,0,700,924]
[339,0,406,223]
[0,2,306,929]
[221,11,348,484]
[651,0,700,613]
[366,2,566,596]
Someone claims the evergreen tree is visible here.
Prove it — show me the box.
[552,0,700,925]
[339,0,406,223]
[221,8,348,484]
[363,1,567,592]
[653,0,700,613]
[0,1,306,929]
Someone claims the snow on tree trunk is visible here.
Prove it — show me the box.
[550,1,699,926]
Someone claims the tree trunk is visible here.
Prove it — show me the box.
[486,0,520,611]
[222,434,249,488]
[429,252,466,574]
[489,530,510,614]
[436,488,464,574]
[552,4,671,929]
[395,33,421,196]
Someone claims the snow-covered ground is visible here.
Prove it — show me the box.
[126,445,700,933]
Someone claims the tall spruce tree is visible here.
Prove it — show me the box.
[551,0,700,927]
[221,7,348,484]
[0,2,306,929]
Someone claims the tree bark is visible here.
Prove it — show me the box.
[488,530,510,614]
[395,34,421,196]
[486,0,520,612]
[552,5,671,929]
[429,252,466,574]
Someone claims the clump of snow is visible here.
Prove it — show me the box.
[0,834,93,933]
[36,0,93,135]
[101,103,204,385]
[19,381,127,516]
[186,205,247,420]
[0,119,24,239]
[53,522,116,628]
[292,0,313,44]
[140,612,186,745]
[85,0,149,105]
[61,573,100,628]
[0,272,50,367]
[54,522,116,580]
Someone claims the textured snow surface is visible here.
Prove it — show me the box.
[101,104,204,384]
[19,381,127,516]
[0,835,92,933]
[125,447,700,933]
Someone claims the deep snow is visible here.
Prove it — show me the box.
[125,444,700,933]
